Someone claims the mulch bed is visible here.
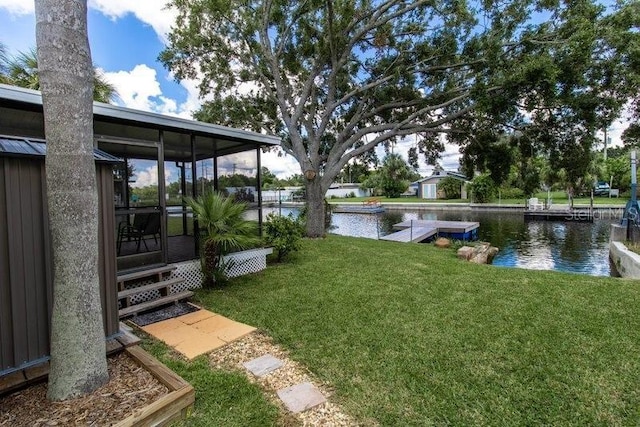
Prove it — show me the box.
[0,352,168,426]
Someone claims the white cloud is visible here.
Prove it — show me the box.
[131,164,172,188]
[103,64,162,111]
[595,105,634,149]
[166,75,204,119]
[0,0,177,43]
[103,64,200,118]
[262,150,300,179]
[0,0,32,15]
[88,0,177,42]
[372,134,462,177]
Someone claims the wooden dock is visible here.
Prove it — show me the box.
[380,220,480,243]
[524,208,594,222]
[332,205,386,214]
[379,226,438,242]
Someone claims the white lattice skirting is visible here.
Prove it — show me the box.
[170,247,274,290]
[171,260,204,292]
[222,247,273,278]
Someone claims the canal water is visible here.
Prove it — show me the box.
[262,206,618,277]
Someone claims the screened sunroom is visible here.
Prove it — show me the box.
[0,84,280,273]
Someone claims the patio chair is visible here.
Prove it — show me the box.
[528,197,544,211]
[117,212,161,254]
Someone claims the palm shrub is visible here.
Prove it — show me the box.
[264,213,304,262]
[379,154,412,198]
[185,192,260,287]
[2,48,117,102]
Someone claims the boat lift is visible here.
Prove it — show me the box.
[621,150,640,239]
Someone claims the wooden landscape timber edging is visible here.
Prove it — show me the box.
[1,324,140,397]
[114,345,194,427]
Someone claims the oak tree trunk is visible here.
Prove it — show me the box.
[35,0,109,400]
[305,178,326,238]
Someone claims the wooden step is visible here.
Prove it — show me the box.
[118,290,194,318]
[117,265,177,291]
[117,265,176,284]
[118,277,184,300]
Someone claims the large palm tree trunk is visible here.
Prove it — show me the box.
[35,0,109,400]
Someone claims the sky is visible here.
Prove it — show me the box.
[0,0,630,184]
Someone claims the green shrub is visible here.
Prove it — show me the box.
[381,178,409,198]
[469,174,496,203]
[438,176,462,199]
[264,213,304,262]
[499,186,525,199]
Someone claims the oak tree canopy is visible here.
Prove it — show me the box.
[162,0,638,235]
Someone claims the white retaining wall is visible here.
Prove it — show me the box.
[609,241,640,279]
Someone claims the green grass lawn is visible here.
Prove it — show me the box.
[141,338,282,426]
[167,215,194,236]
[192,235,640,425]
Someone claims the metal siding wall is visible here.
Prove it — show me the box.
[0,158,119,374]
[97,165,119,337]
[0,160,14,370]
[0,158,50,371]
[30,163,50,362]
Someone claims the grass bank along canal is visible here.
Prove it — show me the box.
[260,205,618,277]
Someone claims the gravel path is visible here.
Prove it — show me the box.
[210,331,366,426]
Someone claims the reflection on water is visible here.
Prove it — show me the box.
[259,207,615,277]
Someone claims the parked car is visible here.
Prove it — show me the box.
[593,182,611,196]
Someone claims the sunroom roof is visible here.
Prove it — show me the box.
[0,84,280,161]
[0,136,121,163]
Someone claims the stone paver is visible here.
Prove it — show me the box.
[177,309,215,325]
[139,308,256,360]
[176,334,226,359]
[243,354,284,377]
[216,324,256,342]
[276,382,327,413]
[191,315,239,333]
[140,317,184,336]
[146,324,193,346]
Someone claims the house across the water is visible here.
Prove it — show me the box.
[415,169,470,200]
